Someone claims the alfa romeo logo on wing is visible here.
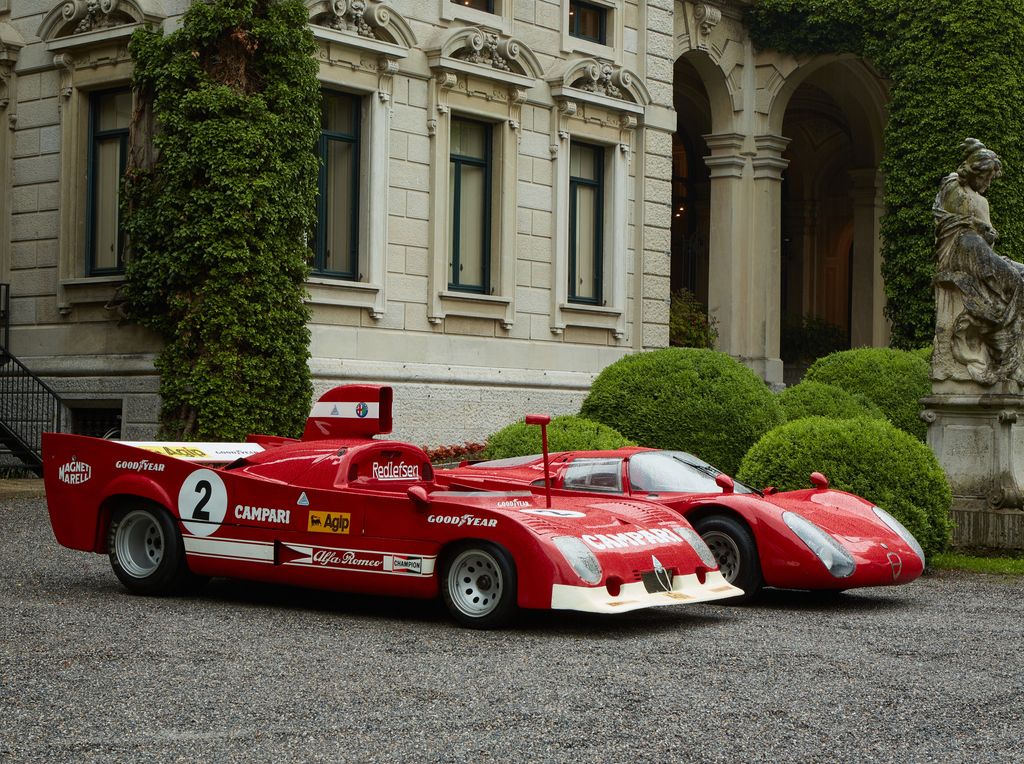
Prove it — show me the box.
[356,402,369,418]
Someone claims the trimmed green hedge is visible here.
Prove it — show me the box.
[776,380,885,422]
[804,348,930,440]
[481,416,634,460]
[669,288,718,349]
[580,348,784,475]
[737,416,952,558]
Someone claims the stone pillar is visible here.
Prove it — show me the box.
[922,393,1024,547]
[848,168,887,347]
[749,134,789,387]
[704,132,748,367]
[704,132,787,388]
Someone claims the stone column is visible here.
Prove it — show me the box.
[848,168,887,347]
[704,132,748,366]
[704,132,787,388]
[749,134,789,387]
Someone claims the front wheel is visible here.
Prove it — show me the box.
[441,542,518,629]
[693,514,763,603]
[108,503,200,595]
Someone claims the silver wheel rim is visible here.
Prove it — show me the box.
[115,510,165,579]
[702,530,741,583]
[447,549,503,618]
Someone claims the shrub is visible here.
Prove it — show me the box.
[804,348,930,440]
[780,314,847,363]
[669,288,718,349]
[776,381,885,423]
[737,416,952,557]
[580,348,784,475]
[423,442,487,465]
[480,416,634,460]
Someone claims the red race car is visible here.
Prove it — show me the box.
[438,446,926,601]
[42,386,741,628]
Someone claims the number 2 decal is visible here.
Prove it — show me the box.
[192,480,212,521]
[178,469,228,537]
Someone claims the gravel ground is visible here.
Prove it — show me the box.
[2,496,1022,763]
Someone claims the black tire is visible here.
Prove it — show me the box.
[441,542,518,629]
[107,503,203,595]
[692,513,763,603]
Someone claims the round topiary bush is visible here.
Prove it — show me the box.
[737,416,952,558]
[481,415,635,460]
[803,348,931,440]
[580,348,784,476]
[776,380,885,423]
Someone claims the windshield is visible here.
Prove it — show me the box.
[628,451,755,494]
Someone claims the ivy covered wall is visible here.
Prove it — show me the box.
[748,0,1024,348]
[122,0,320,439]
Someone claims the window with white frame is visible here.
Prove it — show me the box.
[426,28,543,327]
[569,141,604,304]
[315,90,361,280]
[86,88,130,276]
[548,60,651,338]
[569,0,608,44]
[561,0,618,57]
[303,1,415,319]
[448,117,493,294]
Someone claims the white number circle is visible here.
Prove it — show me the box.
[178,469,228,537]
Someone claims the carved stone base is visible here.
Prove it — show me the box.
[922,393,1024,549]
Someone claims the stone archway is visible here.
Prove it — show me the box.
[670,3,888,386]
[773,58,889,353]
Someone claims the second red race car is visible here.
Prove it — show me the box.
[438,445,926,601]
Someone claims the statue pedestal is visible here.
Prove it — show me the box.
[922,393,1024,548]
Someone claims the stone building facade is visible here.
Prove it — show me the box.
[0,0,891,444]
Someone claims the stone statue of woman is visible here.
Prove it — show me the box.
[932,138,1024,388]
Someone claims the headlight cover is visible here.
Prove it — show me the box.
[872,506,926,566]
[673,525,718,569]
[782,511,856,578]
[552,536,603,584]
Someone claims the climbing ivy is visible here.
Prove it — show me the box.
[122,0,319,439]
[747,0,1024,348]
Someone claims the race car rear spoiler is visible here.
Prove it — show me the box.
[302,384,393,441]
[110,385,395,461]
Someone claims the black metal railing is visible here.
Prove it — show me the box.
[0,283,64,475]
[0,282,9,352]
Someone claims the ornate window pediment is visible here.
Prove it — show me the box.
[0,22,26,110]
[38,0,165,44]
[307,0,416,60]
[428,27,544,91]
[549,58,651,118]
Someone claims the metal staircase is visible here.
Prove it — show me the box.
[0,283,63,476]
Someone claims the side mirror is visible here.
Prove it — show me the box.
[810,472,829,489]
[715,473,735,494]
[407,485,431,509]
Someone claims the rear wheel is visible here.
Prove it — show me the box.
[441,542,518,629]
[693,514,763,603]
[108,503,202,595]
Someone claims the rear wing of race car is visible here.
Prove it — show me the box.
[301,384,393,441]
